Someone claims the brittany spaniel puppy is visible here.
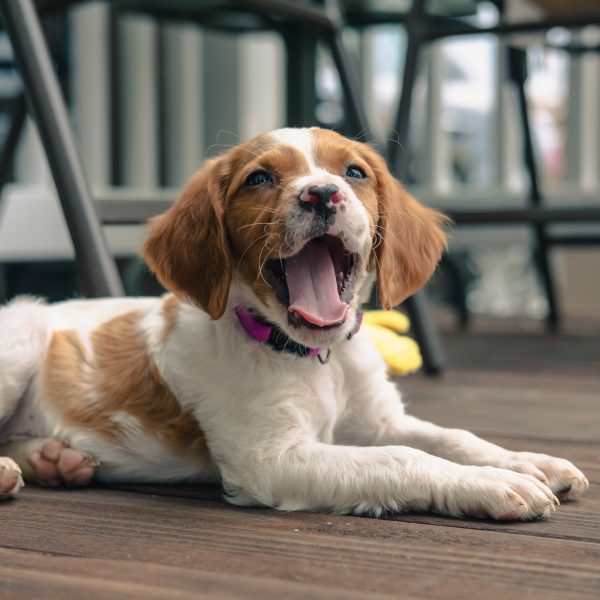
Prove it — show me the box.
[0,127,588,519]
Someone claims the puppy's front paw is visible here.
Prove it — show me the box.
[0,456,24,499]
[503,452,589,501]
[448,466,559,521]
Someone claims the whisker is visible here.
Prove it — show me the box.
[236,220,283,232]
[351,128,370,142]
[371,243,382,274]
[371,230,384,252]
[216,129,244,143]
[384,129,406,152]
[257,233,280,287]
[235,231,273,287]
[377,209,403,215]
[377,223,403,248]
[204,142,234,160]
[247,206,281,214]
[283,228,294,252]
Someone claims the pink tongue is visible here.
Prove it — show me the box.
[286,240,349,327]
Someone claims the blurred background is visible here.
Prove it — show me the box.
[0,0,598,332]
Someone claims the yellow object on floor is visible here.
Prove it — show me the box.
[362,310,422,375]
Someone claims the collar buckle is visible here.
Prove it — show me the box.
[317,348,332,365]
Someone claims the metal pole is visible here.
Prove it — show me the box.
[387,0,445,374]
[509,47,559,329]
[0,0,124,297]
[0,94,26,194]
[321,0,445,373]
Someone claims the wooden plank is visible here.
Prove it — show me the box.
[436,328,600,378]
[1,486,599,599]
[400,377,600,441]
[416,369,600,394]
[392,490,600,542]
[0,547,389,600]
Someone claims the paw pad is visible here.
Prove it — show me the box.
[28,440,98,487]
[0,456,24,498]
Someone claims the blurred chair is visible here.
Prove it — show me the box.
[343,0,600,330]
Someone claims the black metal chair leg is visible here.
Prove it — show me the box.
[387,0,446,374]
[284,24,318,126]
[0,94,26,196]
[0,0,123,298]
[319,0,444,374]
[403,294,444,374]
[322,13,371,136]
[509,47,559,330]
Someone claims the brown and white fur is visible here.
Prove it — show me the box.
[0,128,588,519]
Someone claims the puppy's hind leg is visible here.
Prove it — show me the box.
[1,438,99,488]
[0,298,50,499]
[0,297,49,422]
[0,456,24,498]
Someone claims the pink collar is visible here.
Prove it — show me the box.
[234,305,362,362]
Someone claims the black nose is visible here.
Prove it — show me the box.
[299,184,342,220]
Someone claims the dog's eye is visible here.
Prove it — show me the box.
[345,166,366,180]
[246,171,273,187]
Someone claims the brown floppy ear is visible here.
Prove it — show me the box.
[375,172,449,310]
[142,158,232,319]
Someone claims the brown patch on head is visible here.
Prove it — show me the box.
[43,312,207,456]
[224,142,311,304]
[143,126,447,318]
[143,131,312,312]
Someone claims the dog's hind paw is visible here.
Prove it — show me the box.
[0,456,24,499]
[28,439,99,487]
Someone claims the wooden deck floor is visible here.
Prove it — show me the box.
[1,319,599,599]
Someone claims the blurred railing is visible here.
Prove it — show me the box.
[1,3,599,263]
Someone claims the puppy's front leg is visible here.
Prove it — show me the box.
[219,440,557,520]
[372,414,589,501]
[338,337,588,505]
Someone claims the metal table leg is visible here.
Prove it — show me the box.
[320,0,444,374]
[0,0,124,297]
[509,47,559,330]
[325,30,371,136]
[386,0,445,374]
[403,294,444,374]
[0,94,26,195]
[284,24,318,126]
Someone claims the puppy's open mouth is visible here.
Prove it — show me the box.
[267,235,357,329]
